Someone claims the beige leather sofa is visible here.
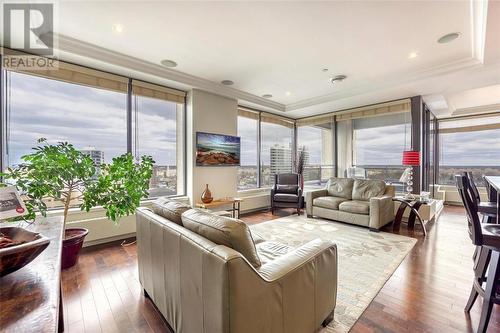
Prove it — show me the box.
[306,177,395,230]
[136,198,338,333]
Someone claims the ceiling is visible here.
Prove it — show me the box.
[4,1,500,118]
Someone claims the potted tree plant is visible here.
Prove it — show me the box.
[1,139,154,269]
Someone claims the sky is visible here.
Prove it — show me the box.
[353,123,411,165]
[440,129,500,166]
[7,71,179,166]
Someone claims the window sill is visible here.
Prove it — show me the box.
[44,195,190,218]
[237,188,271,197]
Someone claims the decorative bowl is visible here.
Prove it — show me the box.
[0,226,50,277]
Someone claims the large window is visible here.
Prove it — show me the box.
[236,109,294,190]
[132,81,185,197]
[352,112,411,189]
[237,110,259,190]
[438,114,500,186]
[5,71,127,167]
[2,64,186,208]
[297,116,335,188]
[260,115,294,187]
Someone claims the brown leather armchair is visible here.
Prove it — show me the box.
[271,173,303,215]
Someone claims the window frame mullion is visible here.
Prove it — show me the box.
[126,78,132,154]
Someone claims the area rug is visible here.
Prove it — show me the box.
[249,215,417,333]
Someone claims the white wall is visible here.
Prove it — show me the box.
[187,89,238,205]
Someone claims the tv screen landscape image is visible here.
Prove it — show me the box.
[196,132,241,166]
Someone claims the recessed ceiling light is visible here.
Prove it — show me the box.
[221,80,234,86]
[322,68,329,72]
[285,91,291,96]
[408,52,418,59]
[330,75,347,84]
[160,59,178,68]
[262,94,273,98]
[112,24,124,33]
[438,32,460,44]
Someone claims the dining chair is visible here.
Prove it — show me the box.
[456,174,500,333]
[463,172,497,223]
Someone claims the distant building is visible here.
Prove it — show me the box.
[270,145,292,175]
[80,147,104,166]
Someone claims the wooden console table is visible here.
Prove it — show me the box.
[0,216,65,333]
[195,198,243,218]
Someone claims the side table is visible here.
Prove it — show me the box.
[392,197,428,236]
[195,198,243,218]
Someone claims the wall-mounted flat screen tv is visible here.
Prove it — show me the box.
[196,132,241,166]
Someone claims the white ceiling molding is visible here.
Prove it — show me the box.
[54,34,286,112]
[471,0,488,63]
[452,103,500,116]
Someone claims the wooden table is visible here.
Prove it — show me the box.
[195,198,243,218]
[392,197,428,236]
[485,176,500,224]
[0,216,64,333]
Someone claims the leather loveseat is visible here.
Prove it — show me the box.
[306,177,395,230]
[136,198,338,333]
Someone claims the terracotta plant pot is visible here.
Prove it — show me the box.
[61,228,88,270]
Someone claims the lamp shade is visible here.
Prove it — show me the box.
[402,150,420,166]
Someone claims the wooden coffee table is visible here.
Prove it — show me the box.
[195,198,243,218]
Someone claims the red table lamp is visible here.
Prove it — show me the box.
[402,150,420,199]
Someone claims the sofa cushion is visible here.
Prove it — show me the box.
[338,200,370,215]
[276,184,299,194]
[274,193,299,203]
[352,179,386,201]
[255,241,294,265]
[181,209,261,268]
[151,197,191,225]
[326,178,355,199]
[313,196,347,210]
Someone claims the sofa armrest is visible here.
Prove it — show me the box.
[305,189,327,216]
[257,239,336,282]
[369,195,395,229]
[225,239,337,331]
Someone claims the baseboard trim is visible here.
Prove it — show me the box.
[83,232,136,247]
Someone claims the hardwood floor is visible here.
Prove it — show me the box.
[61,206,500,333]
